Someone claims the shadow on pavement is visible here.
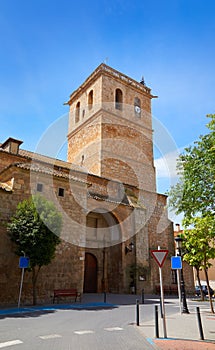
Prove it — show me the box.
[0,308,56,319]
[0,293,178,319]
[0,301,118,318]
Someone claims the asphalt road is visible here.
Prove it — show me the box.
[0,295,212,350]
[0,297,164,350]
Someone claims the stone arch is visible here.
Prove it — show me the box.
[115,88,123,110]
[86,210,122,293]
[75,101,80,122]
[88,90,93,110]
[86,209,121,248]
[134,97,141,117]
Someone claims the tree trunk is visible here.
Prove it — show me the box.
[196,267,204,301]
[204,267,214,314]
[32,266,41,306]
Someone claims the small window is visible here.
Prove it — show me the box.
[58,188,64,197]
[115,89,123,110]
[134,97,141,117]
[88,90,93,110]
[36,183,43,192]
[81,154,85,165]
[75,102,80,123]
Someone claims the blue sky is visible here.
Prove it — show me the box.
[0,0,215,220]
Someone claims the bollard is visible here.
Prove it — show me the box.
[136,299,140,326]
[160,296,163,319]
[196,307,204,340]
[141,288,145,304]
[104,291,106,303]
[155,305,159,338]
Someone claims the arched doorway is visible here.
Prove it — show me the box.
[85,211,122,293]
[83,253,98,293]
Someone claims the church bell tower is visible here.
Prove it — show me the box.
[66,64,157,192]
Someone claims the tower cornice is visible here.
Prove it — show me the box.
[65,64,157,105]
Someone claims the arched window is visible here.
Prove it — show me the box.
[115,89,123,111]
[88,90,93,110]
[75,101,80,123]
[134,97,141,117]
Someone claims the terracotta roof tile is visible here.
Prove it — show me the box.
[15,162,89,185]
[88,191,132,207]
[19,149,83,171]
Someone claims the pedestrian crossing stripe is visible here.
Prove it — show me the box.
[39,334,62,339]
[0,340,23,348]
[74,330,94,335]
[104,327,123,331]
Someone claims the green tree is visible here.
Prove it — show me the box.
[168,114,215,313]
[183,216,215,313]
[168,114,215,218]
[182,243,203,300]
[8,195,62,305]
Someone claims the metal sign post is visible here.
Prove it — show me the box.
[158,252,167,338]
[151,247,168,338]
[18,256,30,308]
[18,268,25,309]
[176,269,182,314]
[171,256,182,314]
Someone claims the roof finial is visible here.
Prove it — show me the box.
[140,76,145,86]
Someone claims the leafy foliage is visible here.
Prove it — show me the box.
[182,215,215,312]
[8,195,62,304]
[168,114,215,219]
[168,115,215,312]
[8,195,61,267]
[183,215,215,269]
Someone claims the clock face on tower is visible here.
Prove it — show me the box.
[134,105,141,116]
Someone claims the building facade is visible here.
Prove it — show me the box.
[0,64,194,305]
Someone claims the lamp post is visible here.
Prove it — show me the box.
[174,236,189,314]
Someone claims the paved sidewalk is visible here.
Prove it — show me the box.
[136,296,215,350]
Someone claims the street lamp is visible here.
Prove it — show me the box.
[174,236,189,314]
[125,242,134,254]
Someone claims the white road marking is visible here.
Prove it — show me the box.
[0,340,23,348]
[104,327,124,331]
[74,330,94,335]
[39,334,62,340]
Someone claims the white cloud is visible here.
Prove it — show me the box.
[154,149,179,179]
[154,149,185,227]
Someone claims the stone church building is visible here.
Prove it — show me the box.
[0,64,193,305]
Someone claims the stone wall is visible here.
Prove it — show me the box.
[0,158,184,305]
[0,64,194,305]
[67,64,156,191]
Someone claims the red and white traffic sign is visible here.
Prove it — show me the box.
[151,250,169,268]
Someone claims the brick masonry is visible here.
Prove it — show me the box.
[0,64,194,305]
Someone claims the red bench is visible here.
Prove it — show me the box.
[53,288,81,303]
[155,285,178,295]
